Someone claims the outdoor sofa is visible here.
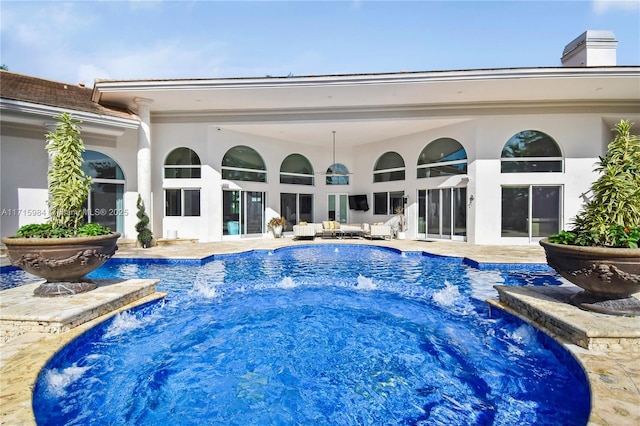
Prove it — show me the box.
[292,222,391,240]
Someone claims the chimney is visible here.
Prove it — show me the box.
[561,30,618,67]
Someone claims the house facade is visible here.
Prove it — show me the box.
[2,31,639,245]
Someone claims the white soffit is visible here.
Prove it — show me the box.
[216,118,473,147]
[94,68,640,113]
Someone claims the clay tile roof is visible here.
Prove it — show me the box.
[0,70,137,121]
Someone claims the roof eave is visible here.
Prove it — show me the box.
[0,98,140,136]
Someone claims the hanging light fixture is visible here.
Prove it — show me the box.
[331,130,337,172]
[322,130,351,176]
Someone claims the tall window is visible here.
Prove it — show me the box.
[373,152,405,182]
[165,189,200,217]
[326,163,350,185]
[501,186,561,239]
[280,154,314,185]
[164,147,201,178]
[281,193,313,229]
[82,151,125,233]
[164,148,201,217]
[222,145,267,182]
[417,138,467,178]
[373,191,404,215]
[501,130,563,173]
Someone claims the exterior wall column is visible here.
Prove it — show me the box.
[135,97,153,226]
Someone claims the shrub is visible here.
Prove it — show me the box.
[549,120,640,248]
[135,194,153,248]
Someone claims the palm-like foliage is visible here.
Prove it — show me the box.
[566,120,640,246]
[46,113,92,234]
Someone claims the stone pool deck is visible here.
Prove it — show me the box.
[1,237,639,425]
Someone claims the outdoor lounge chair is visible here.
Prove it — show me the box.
[363,223,392,240]
[293,223,316,240]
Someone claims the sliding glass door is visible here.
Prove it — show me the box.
[222,190,265,236]
[281,193,314,230]
[418,188,466,241]
[501,185,561,240]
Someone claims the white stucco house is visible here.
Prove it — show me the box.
[1,30,639,246]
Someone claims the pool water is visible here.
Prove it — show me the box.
[29,245,589,425]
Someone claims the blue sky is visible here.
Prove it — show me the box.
[1,1,639,86]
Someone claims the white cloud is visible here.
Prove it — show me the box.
[77,64,111,87]
[592,0,640,15]
[74,39,232,84]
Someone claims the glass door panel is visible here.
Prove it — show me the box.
[442,189,452,239]
[339,194,347,223]
[532,186,561,238]
[328,195,336,220]
[501,187,529,237]
[453,188,467,237]
[299,194,313,223]
[244,191,264,235]
[427,189,440,236]
[328,193,348,223]
[85,182,124,233]
[280,193,297,230]
[418,190,426,235]
[223,190,240,235]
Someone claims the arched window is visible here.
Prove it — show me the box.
[164,147,201,178]
[501,130,563,173]
[280,153,314,185]
[82,151,125,233]
[373,152,405,182]
[326,163,350,185]
[417,138,467,178]
[222,145,267,182]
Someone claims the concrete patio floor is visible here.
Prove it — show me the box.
[1,237,638,425]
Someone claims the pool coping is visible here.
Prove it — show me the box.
[1,239,639,425]
[489,288,640,425]
[0,291,167,425]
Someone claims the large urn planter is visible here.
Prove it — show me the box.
[540,238,640,316]
[2,233,120,297]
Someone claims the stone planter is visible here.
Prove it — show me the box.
[539,238,640,315]
[271,225,283,238]
[2,233,120,296]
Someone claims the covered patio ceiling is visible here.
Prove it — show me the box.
[215,118,474,147]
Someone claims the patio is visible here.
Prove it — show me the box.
[1,238,638,425]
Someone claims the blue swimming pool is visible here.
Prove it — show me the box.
[27,245,589,425]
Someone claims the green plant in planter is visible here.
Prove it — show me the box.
[549,120,640,248]
[268,216,287,231]
[47,113,92,232]
[394,206,406,232]
[3,113,119,296]
[15,113,111,238]
[136,194,153,248]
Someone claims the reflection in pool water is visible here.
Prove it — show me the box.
[29,245,589,425]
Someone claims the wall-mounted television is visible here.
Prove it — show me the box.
[348,195,369,211]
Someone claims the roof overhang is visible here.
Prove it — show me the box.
[91,67,640,146]
[0,99,139,137]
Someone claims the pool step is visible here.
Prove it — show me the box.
[490,285,640,352]
[0,279,163,344]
